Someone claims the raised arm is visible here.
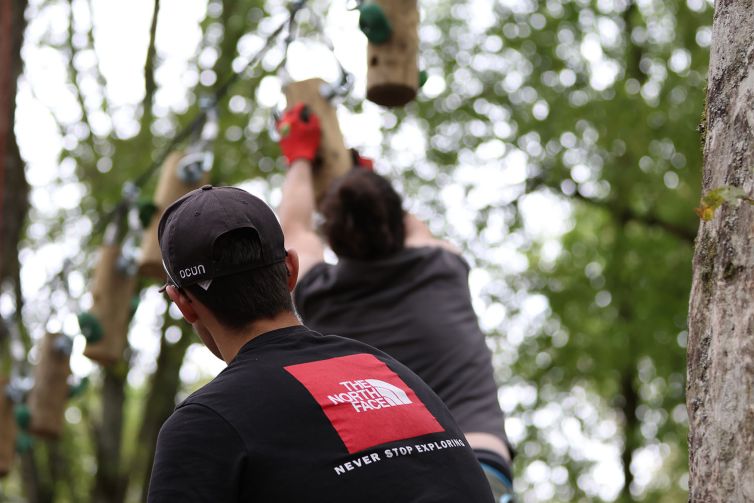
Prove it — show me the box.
[278,159,324,278]
[276,104,325,278]
[403,212,461,255]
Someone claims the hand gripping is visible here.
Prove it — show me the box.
[277,103,322,164]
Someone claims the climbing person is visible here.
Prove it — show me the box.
[277,103,515,501]
[147,184,495,502]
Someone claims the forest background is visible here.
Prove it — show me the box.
[0,0,712,501]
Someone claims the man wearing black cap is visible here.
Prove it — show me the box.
[147,184,495,502]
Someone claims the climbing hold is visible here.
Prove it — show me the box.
[177,152,211,183]
[359,3,392,44]
[129,295,140,317]
[13,403,31,430]
[137,199,158,228]
[16,432,33,453]
[418,70,428,88]
[77,312,104,343]
[68,376,90,399]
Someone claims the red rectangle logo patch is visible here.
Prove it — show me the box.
[285,353,444,454]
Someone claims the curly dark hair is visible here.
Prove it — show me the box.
[320,169,405,260]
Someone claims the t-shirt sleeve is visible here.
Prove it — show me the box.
[293,261,332,319]
[147,403,246,502]
[440,247,472,274]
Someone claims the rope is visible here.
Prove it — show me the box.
[94,0,309,236]
[10,0,312,368]
[277,4,354,99]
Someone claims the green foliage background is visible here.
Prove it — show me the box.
[1,0,711,501]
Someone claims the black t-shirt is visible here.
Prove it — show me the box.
[295,247,508,445]
[147,326,494,503]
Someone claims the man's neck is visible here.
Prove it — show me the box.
[216,311,302,363]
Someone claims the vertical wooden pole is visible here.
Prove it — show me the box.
[27,333,71,439]
[284,79,351,201]
[139,151,210,279]
[0,378,16,477]
[83,245,138,365]
[365,0,419,107]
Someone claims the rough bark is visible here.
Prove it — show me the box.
[0,0,29,286]
[687,1,754,502]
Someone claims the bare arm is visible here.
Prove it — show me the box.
[403,212,461,255]
[278,160,325,279]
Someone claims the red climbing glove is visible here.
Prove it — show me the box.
[277,103,321,164]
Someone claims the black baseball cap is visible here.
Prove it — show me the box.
[158,185,286,291]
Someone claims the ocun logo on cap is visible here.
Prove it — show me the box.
[179,264,206,279]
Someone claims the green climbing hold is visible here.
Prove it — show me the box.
[16,432,33,453]
[359,3,392,44]
[13,403,31,430]
[77,312,104,343]
[418,70,428,88]
[130,294,141,317]
[137,199,159,228]
[68,376,90,398]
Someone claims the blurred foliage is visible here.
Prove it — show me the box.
[2,0,711,501]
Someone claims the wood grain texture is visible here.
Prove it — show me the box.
[365,0,419,107]
[84,246,138,365]
[28,333,71,438]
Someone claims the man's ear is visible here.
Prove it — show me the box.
[166,285,199,323]
[284,250,300,292]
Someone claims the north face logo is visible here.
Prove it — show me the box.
[327,379,413,412]
[285,353,444,454]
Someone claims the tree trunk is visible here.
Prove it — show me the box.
[687,2,754,502]
[91,365,128,503]
[620,369,638,502]
[134,324,192,502]
[0,0,29,287]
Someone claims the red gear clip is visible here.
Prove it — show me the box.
[350,149,375,171]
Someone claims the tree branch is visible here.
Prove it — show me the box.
[141,0,160,136]
[84,0,110,117]
[527,177,697,243]
[67,0,96,155]
[569,189,697,244]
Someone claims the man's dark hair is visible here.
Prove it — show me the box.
[320,169,405,260]
[186,229,292,330]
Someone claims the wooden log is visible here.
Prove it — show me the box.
[0,378,16,477]
[284,79,351,201]
[27,333,71,439]
[83,245,138,365]
[365,0,419,107]
[138,151,210,279]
